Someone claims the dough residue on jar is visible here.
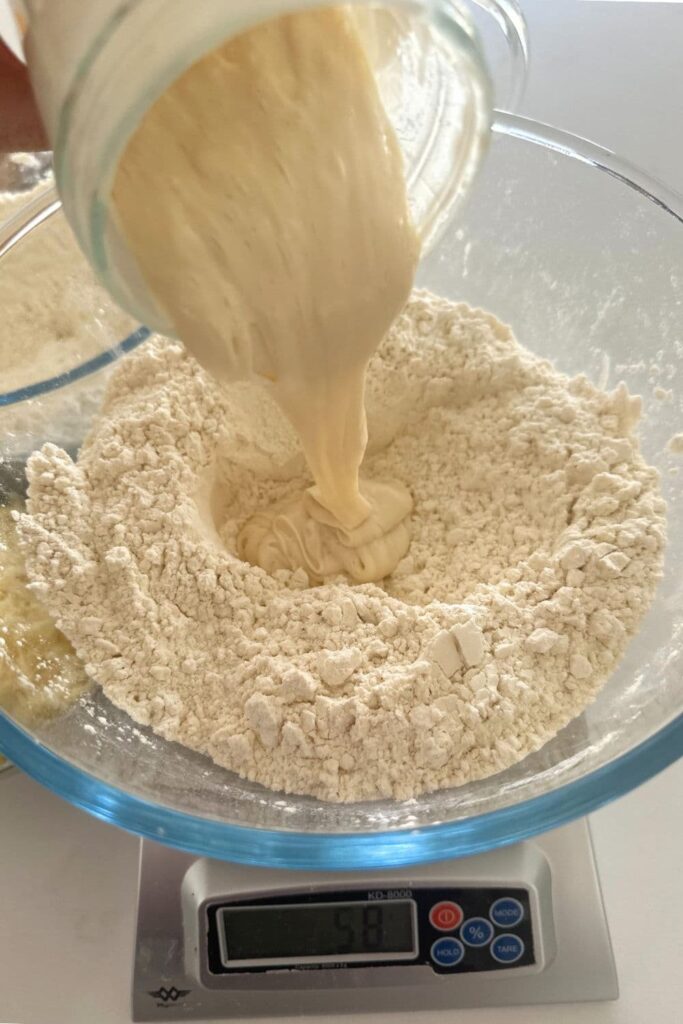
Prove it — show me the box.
[112,7,419,583]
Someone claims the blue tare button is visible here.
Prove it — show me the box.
[430,937,465,968]
[491,933,525,964]
[489,897,524,928]
[460,917,494,947]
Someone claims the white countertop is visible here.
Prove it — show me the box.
[1,1,682,1022]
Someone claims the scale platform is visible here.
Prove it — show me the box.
[132,818,617,1020]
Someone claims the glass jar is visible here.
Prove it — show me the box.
[12,0,526,335]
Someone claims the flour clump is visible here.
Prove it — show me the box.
[15,293,666,801]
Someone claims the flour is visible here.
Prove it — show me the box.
[15,292,666,802]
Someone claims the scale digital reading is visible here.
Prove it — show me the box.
[215,899,418,966]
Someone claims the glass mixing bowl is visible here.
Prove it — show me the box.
[1,115,681,869]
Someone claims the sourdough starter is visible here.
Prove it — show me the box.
[112,8,418,583]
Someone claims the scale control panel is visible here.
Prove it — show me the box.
[203,885,535,976]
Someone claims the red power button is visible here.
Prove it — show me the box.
[429,901,464,932]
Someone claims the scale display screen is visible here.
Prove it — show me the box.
[217,899,418,966]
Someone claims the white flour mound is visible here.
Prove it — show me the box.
[16,292,666,802]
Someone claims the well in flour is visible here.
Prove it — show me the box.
[15,292,666,801]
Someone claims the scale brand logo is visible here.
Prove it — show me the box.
[148,985,192,1004]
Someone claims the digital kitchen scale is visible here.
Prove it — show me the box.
[133,818,617,1020]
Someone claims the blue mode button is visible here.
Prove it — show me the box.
[430,937,465,968]
[491,933,525,965]
[490,897,524,928]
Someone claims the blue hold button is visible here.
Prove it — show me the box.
[460,917,494,947]
[430,937,465,968]
[491,933,525,965]
[490,897,524,928]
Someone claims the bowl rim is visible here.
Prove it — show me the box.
[1,113,682,868]
[0,705,680,868]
